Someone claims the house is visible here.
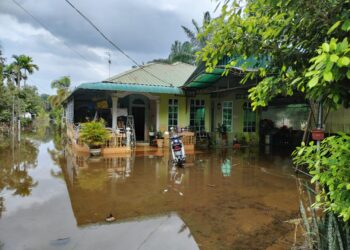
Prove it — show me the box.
[183,57,350,146]
[64,62,205,154]
[65,59,350,154]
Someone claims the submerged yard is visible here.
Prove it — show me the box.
[0,131,306,249]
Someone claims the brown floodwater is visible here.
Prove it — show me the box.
[0,132,305,250]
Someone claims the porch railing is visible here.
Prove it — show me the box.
[67,123,129,149]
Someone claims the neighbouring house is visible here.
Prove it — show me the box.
[183,56,350,146]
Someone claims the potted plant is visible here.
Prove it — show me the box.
[233,133,241,149]
[149,124,155,136]
[156,131,164,148]
[79,119,111,156]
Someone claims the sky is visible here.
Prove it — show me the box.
[0,0,218,94]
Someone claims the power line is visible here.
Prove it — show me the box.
[12,0,97,70]
[64,0,174,86]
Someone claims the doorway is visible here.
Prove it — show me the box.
[132,106,145,141]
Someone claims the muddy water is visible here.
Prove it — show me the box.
[0,133,303,250]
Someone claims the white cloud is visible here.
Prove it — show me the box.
[0,0,218,94]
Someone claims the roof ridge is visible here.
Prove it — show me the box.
[105,63,156,81]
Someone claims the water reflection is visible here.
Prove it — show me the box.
[0,137,39,217]
[0,131,306,249]
[164,165,185,196]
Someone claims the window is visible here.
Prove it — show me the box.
[222,101,233,132]
[190,99,205,131]
[168,99,178,130]
[243,102,256,132]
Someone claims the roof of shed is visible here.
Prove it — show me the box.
[184,56,266,89]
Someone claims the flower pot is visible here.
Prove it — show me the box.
[233,143,241,149]
[89,148,102,156]
[149,132,155,136]
[311,129,325,141]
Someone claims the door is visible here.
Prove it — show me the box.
[132,106,145,141]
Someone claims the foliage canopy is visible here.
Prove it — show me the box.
[198,0,350,110]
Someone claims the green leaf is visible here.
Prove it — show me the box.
[347,70,350,79]
[322,43,330,52]
[330,39,337,51]
[333,95,339,103]
[327,20,341,34]
[308,76,319,88]
[337,56,350,67]
[341,20,350,32]
[346,184,350,190]
[323,71,333,82]
[330,54,339,62]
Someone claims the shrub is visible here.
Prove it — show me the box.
[293,133,350,221]
[79,120,110,148]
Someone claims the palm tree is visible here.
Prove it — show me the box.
[168,41,196,65]
[12,55,39,87]
[48,76,71,128]
[181,11,212,51]
[48,76,71,108]
[51,76,71,91]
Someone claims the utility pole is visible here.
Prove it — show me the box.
[106,51,111,78]
[16,68,21,142]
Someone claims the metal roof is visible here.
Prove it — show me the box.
[184,56,266,89]
[105,62,196,87]
[76,82,184,95]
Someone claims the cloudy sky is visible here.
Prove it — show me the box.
[0,0,217,94]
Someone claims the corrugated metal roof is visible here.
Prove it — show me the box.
[77,82,184,95]
[184,56,266,89]
[105,62,196,87]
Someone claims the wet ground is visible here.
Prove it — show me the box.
[0,131,304,249]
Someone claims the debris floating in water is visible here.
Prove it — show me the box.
[163,189,168,193]
[105,213,116,222]
[50,237,70,246]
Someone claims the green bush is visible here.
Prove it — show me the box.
[79,120,110,148]
[293,133,350,221]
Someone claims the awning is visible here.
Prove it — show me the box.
[184,56,266,89]
[76,82,184,95]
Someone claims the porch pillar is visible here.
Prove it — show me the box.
[156,99,160,131]
[111,95,118,130]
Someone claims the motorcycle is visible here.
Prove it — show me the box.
[170,128,186,167]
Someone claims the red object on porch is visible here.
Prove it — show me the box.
[233,143,241,149]
[311,129,325,141]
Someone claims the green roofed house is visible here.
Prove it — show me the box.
[64,62,208,153]
[184,55,350,147]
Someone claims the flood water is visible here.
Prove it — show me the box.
[0,130,304,250]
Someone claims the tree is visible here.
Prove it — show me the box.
[48,76,71,127]
[168,40,195,64]
[0,50,43,127]
[197,0,350,110]
[0,48,5,85]
[182,11,211,51]
[49,76,71,108]
[11,55,39,87]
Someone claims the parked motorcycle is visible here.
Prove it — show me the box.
[170,128,186,167]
